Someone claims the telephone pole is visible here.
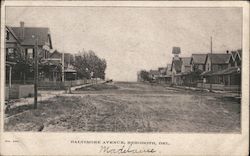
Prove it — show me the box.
[34,37,38,109]
[62,51,65,82]
[210,36,213,92]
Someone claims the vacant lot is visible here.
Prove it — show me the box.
[5,82,240,132]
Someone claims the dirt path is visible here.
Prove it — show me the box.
[4,82,241,132]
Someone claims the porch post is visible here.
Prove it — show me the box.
[9,66,12,88]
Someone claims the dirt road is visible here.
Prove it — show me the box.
[5,82,240,132]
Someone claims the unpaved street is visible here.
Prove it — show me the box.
[5,82,240,132]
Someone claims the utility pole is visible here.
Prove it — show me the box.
[210,36,213,92]
[34,37,38,109]
[62,51,65,82]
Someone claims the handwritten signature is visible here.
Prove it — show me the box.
[99,144,157,154]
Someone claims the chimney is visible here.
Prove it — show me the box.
[20,21,25,40]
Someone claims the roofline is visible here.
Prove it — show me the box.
[5,26,21,44]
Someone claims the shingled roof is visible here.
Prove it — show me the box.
[181,57,191,66]
[149,70,160,75]
[207,53,231,64]
[11,26,52,48]
[191,54,207,64]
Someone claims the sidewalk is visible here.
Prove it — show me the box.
[6,80,106,109]
[173,85,241,98]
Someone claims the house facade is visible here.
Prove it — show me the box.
[190,54,206,72]
[5,21,53,83]
[170,57,182,85]
[198,51,241,91]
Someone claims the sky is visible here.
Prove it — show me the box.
[6,7,242,81]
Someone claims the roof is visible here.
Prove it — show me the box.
[236,49,242,60]
[181,57,191,66]
[6,26,20,43]
[213,67,240,75]
[207,53,231,64]
[231,51,238,59]
[171,59,182,73]
[191,54,207,64]
[200,70,214,76]
[149,70,160,75]
[41,59,61,66]
[11,27,52,48]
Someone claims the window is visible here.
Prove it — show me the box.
[26,48,34,59]
[5,30,10,40]
[8,48,14,54]
[7,48,15,60]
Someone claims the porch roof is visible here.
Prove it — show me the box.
[212,67,241,75]
[200,70,214,76]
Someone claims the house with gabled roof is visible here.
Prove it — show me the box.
[10,22,53,60]
[5,22,54,99]
[204,53,231,72]
[190,54,207,72]
[198,51,241,91]
[6,22,53,82]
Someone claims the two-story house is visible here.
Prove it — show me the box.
[6,21,53,83]
[210,50,241,88]
[204,53,231,72]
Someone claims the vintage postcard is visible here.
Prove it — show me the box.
[0,1,249,155]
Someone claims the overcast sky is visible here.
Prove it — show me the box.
[6,7,242,81]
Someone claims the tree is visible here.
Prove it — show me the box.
[11,45,33,83]
[139,70,150,82]
[73,50,107,80]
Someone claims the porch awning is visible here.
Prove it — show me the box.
[201,70,214,76]
[212,67,241,75]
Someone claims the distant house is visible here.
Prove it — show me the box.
[190,54,207,72]
[204,53,231,72]
[156,67,168,84]
[43,50,76,81]
[179,57,192,86]
[149,70,160,81]
[180,57,191,73]
[170,58,182,85]
[198,51,241,91]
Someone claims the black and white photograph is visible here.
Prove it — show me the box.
[3,6,243,133]
[1,1,249,155]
